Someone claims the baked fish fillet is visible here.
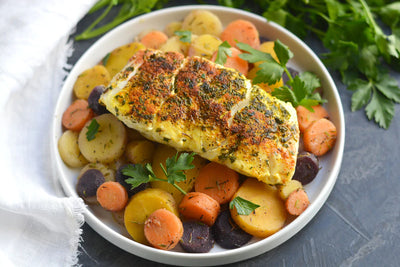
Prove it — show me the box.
[100,49,299,185]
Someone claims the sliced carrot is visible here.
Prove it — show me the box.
[62,99,94,131]
[140,30,168,49]
[179,192,220,226]
[144,209,183,250]
[303,118,337,156]
[194,162,239,204]
[220,19,260,49]
[285,188,310,216]
[96,181,128,211]
[296,105,329,133]
[211,47,249,76]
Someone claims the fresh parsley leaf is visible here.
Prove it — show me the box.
[123,153,196,195]
[122,164,153,189]
[215,41,232,66]
[270,85,297,104]
[349,79,372,111]
[229,196,260,216]
[287,75,308,103]
[273,39,293,66]
[175,30,192,43]
[299,72,321,95]
[237,42,283,84]
[375,72,400,103]
[163,152,195,184]
[237,42,275,63]
[365,88,395,129]
[378,2,400,29]
[86,119,100,141]
[253,62,284,85]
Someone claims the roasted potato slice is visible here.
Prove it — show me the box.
[73,65,110,100]
[78,114,127,163]
[230,178,287,238]
[104,42,145,78]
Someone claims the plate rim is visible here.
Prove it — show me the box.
[52,4,345,266]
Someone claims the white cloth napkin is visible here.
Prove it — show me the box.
[0,0,97,266]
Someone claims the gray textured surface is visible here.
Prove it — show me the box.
[70,1,400,266]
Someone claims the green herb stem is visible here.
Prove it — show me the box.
[357,0,382,35]
[160,163,187,195]
[76,1,117,40]
[283,66,293,82]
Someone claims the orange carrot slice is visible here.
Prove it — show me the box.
[144,209,183,250]
[140,31,168,49]
[62,99,94,131]
[179,192,220,226]
[194,162,239,204]
[303,118,337,156]
[220,19,260,49]
[285,188,310,216]
[96,181,128,211]
[296,105,329,133]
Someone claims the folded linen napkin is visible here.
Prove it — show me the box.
[0,0,96,266]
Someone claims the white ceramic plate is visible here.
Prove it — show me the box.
[52,5,345,266]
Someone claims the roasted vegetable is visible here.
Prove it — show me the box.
[73,65,110,100]
[180,221,214,253]
[76,169,105,203]
[230,178,287,238]
[124,188,178,245]
[292,152,320,185]
[213,210,252,249]
[78,114,127,163]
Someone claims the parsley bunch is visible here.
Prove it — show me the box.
[220,0,400,128]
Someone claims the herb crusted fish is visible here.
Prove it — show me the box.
[100,49,299,185]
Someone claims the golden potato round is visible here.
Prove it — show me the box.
[104,42,145,78]
[230,178,287,238]
[73,65,110,100]
[181,10,223,36]
[58,130,88,168]
[78,114,127,163]
[125,140,155,164]
[164,21,182,37]
[159,36,191,55]
[187,34,222,59]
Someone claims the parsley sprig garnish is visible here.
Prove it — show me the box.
[238,41,326,111]
[230,196,260,216]
[122,152,195,195]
